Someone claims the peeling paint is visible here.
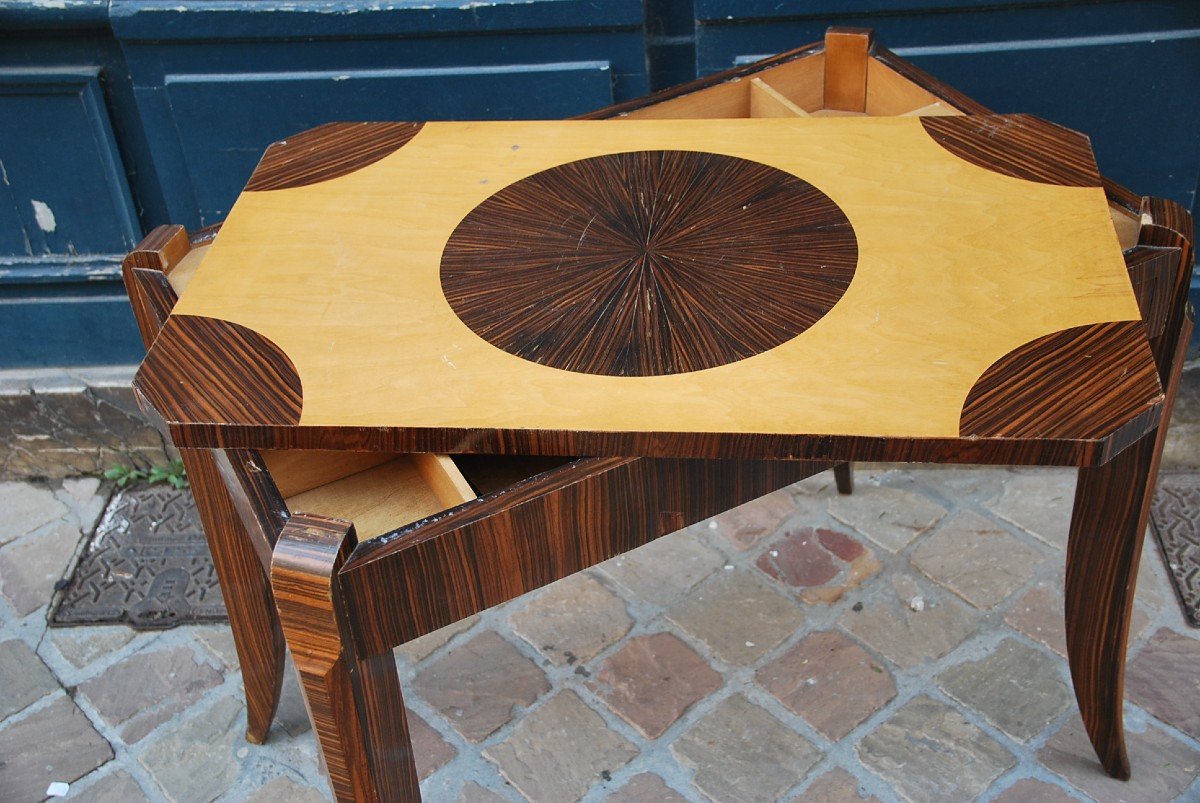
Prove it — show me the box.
[31,200,57,233]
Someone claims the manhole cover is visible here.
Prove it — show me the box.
[50,486,226,629]
[1151,471,1200,628]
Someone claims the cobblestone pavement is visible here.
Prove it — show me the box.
[2,465,1199,802]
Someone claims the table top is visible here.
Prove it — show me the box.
[135,115,1163,465]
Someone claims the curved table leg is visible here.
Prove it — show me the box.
[182,449,286,744]
[1064,431,1161,780]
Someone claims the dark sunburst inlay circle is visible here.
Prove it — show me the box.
[440,150,858,377]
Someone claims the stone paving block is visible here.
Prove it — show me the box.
[192,626,238,669]
[0,638,59,719]
[0,522,82,615]
[456,781,509,802]
[1005,581,1149,659]
[857,695,1015,802]
[903,466,1009,501]
[755,526,881,604]
[990,778,1077,802]
[1134,541,1166,612]
[48,627,136,669]
[397,615,478,664]
[77,645,223,744]
[1126,628,1200,740]
[984,470,1075,549]
[83,770,153,802]
[757,630,895,740]
[412,631,549,742]
[0,696,113,802]
[606,772,688,802]
[911,511,1045,609]
[56,477,107,533]
[1039,712,1200,802]
[484,691,637,802]
[598,532,724,607]
[839,574,977,669]
[936,638,1072,742]
[707,488,797,551]
[801,768,882,802]
[409,708,457,780]
[588,631,721,738]
[509,573,632,667]
[665,570,804,665]
[245,776,327,802]
[828,485,946,552]
[139,695,244,803]
[670,694,819,803]
[0,480,67,545]
[276,668,314,738]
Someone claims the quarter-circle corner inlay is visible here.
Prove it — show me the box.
[440,149,858,377]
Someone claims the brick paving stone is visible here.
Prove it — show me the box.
[245,776,327,802]
[412,631,549,742]
[990,778,1077,802]
[588,632,721,738]
[828,485,946,552]
[48,627,136,669]
[665,570,804,665]
[606,773,689,802]
[456,781,508,802]
[83,770,153,802]
[0,480,67,546]
[911,511,1045,609]
[139,695,244,803]
[509,573,632,667]
[0,638,58,719]
[0,696,113,802]
[756,631,895,740]
[801,768,882,802]
[756,526,882,604]
[0,522,82,615]
[1126,628,1200,740]
[1039,712,1200,802]
[857,695,1015,802]
[397,614,479,664]
[598,532,724,607]
[707,488,797,551]
[936,638,1072,742]
[670,694,819,803]
[484,691,637,802]
[409,707,457,780]
[984,470,1075,549]
[77,644,223,744]
[839,574,977,669]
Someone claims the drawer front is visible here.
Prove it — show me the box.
[338,457,834,654]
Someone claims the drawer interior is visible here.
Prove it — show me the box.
[261,450,575,540]
[618,54,1141,249]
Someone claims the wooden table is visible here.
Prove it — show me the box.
[133,114,1193,798]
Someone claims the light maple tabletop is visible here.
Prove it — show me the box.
[134,115,1161,466]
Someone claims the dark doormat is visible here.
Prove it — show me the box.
[49,485,227,629]
[1151,470,1200,628]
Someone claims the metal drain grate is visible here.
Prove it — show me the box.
[50,486,226,629]
[1151,471,1200,628]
